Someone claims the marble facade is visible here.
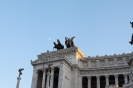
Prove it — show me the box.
[31,47,133,88]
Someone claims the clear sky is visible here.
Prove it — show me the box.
[0,0,133,88]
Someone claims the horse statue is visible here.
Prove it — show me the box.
[53,39,64,50]
[65,36,75,48]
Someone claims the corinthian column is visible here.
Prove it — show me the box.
[42,68,46,88]
[31,69,38,88]
[50,67,54,88]
[79,76,82,88]
[46,72,51,88]
[87,76,91,88]
[58,63,64,88]
[16,77,21,88]
[123,74,128,84]
[96,75,100,88]
[114,74,119,87]
[105,75,109,86]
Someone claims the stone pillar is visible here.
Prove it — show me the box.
[114,74,119,87]
[50,67,54,88]
[87,76,91,88]
[96,75,100,88]
[31,69,38,88]
[42,69,46,88]
[46,72,51,88]
[58,63,64,88]
[105,75,109,86]
[123,74,128,84]
[16,77,21,88]
[79,76,82,88]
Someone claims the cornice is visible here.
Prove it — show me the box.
[84,52,133,60]
[80,65,129,71]
[37,47,78,59]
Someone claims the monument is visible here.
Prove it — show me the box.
[31,36,133,88]
[16,68,24,88]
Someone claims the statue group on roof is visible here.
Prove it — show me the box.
[53,36,76,50]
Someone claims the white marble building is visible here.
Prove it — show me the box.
[31,47,133,88]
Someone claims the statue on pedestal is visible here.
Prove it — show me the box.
[18,68,24,77]
[47,64,53,72]
[16,68,24,88]
[46,64,53,88]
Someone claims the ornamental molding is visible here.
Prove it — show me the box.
[80,68,130,76]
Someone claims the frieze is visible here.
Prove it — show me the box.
[81,53,131,68]
[80,68,130,75]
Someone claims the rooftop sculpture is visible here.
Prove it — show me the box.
[53,39,64,50]
[53,36,76,50]
[65,36,75,48]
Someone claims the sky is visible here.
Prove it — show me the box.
[0,0,133,88]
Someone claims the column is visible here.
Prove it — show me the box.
[114,74,118,87]
[16,77,21,88]
[123,74,128,84]
[42,69,46,88]
[96,75,100,88]
[50,67,54,88]
[79,76,82,88]
[105,75,109,86]
[31,69,38,88]
[46,72,51,88]
[58,64,64,88]
[87,76,91,88]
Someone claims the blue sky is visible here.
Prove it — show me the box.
[0,0,133,88]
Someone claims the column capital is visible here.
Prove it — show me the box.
[123,73,128,76]
[105,75,109,78]
[35,69,39,73]
[96,75,100,79]
[114,74,119,77]
[42,68,47,72]
[87,76,91,79]
[17,77,21,80]
[51,66,55,70]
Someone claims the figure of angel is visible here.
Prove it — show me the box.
[18,68,24,77]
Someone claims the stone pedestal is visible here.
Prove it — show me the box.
[16,77,21,88]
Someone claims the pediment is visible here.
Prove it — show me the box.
[31,47,85,65]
